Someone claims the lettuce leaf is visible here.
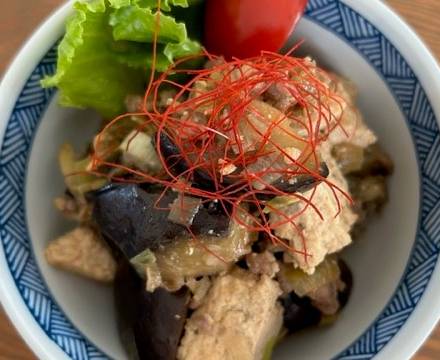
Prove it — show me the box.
[109,5,186,43]
[112,42,171,71]
[108,0,132,8]
[42,0,202,118]
[164,38,201,62]
[42,1,145,117]
[137,0,190,11]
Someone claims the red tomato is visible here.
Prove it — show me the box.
[204,0,308,59]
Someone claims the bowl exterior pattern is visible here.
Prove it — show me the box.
[304,0,440,359]
[0,0,439,359]
[0,46,107,359]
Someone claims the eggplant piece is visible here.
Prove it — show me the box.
[152,215,256,290]
[153,132,243,192]
[281,292,322,333]
[256,162,330,201]
[153,132,189,179]
[93,184,184,258]
[115,261,189,360]
[271,162,329,193]
[338,259,353,308]
[92,184,230,259]
[192,204,230,237]
[281,260,352,334]
[153,132,218,190]
[359,144,394,176]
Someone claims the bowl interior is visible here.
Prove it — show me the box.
[23,15,420,359]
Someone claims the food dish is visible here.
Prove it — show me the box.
[0,0,438,360]
[40,1,394,358]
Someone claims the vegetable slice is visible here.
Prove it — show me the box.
[42,0,202,117]
[153,213,256,290]
[59,143,108,197]
[92,184,231,258]
[41,1,146,117]
[114,261,189,360]
[109,6,186,43]
[204,0,308,58]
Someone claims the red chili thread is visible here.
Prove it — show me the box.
[86,9,357,263]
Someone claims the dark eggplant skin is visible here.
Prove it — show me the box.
[192,202,231,237]
[115,261,190,360]
[153,132,217,190]
[92,184,230,259]
[93,185,184,258]
[281,292,322,333]
[338,259,353,308]
[152,132,189,179]
[256,162,330,201]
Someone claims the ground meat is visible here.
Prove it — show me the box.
[309,279,345,315]
[186,277,212,309]
[54,195,92,223]
[246,251,280,278]
[264,83,297,112]
[125,94,144,112]
[120,131,162,173]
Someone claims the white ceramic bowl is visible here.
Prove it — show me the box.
[1,1,440,359]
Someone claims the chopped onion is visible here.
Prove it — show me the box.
[246,153,285,190]
[168,195,203,227]
[277,258,341,297]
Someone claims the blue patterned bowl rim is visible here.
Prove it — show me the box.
[1,1,440,359]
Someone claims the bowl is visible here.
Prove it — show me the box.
[1,0,440,359]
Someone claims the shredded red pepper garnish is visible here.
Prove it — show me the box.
[88,1,354,262]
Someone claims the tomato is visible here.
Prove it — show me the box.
[204,0,308,59]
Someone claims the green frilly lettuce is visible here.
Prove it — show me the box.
[42,0,202,118]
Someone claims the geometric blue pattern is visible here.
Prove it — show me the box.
[0,46,107,359]
[304,0,440,359]
[0,0,439,359]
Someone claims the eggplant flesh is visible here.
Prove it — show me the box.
[92,184,230,259]
[114,261,189,360]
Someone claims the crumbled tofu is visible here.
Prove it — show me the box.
[327,76,377,148]
[246,251,280,278]
[120,130,162,173]
[327,111,377,149]
[177,268,283,360]
[271,146,357,274]
[45,227,116,283]
[265,83,297,112]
